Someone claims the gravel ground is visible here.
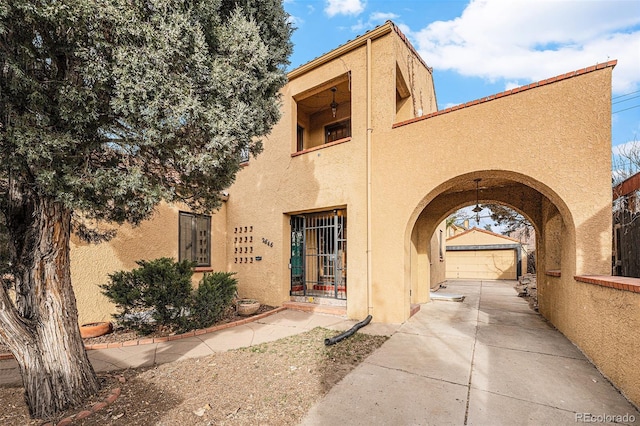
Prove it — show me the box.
[0,327,388,425]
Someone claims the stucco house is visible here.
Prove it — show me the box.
[71,21,449,325]
[69,21,640,405]
[446,227,526,280]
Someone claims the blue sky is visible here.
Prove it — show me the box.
[284,0,640,156]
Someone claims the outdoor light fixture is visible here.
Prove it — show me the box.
[472,178,482,224]
[330,87,338,118]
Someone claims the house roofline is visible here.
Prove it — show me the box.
[393,60,618,129]
[613,170,640,200]
[446,226,520,243]
[287,21,431,80]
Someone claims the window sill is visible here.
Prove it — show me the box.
[546,270,561,277]
[291,137,351,157]
[194,266,213,273]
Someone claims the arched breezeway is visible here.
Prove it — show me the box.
[361,65,640,406]
[366,66,613,325]
[407,170,574,313]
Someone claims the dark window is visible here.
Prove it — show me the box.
[325,119,351,143]
[240,148,250,163]
[179,212,211,266]
[297,125,304,151]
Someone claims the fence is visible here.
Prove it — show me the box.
[612,172,640,277]
[613,210,640,277]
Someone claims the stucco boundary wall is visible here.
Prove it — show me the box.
[548,274,640,408]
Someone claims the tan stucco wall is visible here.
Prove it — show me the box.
[221,28,437,321]
[545,279,640,406]
[430,221,447,289]
[71,202,227,324]
[369,68,612,323]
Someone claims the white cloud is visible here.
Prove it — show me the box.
[396,22,411,36]
[288,15,304,28]
[613,140,640,157]
[350,11,399,32]
[409,0,640,95]
[350,19,366,32]
[325,0,366,17]
[504,81,520,91]
[370,12,398,22]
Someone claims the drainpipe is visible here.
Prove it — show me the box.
[366,38,373,315]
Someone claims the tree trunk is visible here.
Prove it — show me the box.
[0,181,99,418]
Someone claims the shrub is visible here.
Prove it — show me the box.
[102,259,240,334]
[101,258,195,334]
[189,272,238,329]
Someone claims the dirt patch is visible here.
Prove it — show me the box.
[0,327,388,425]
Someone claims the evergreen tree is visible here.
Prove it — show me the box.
[485,204,534,239]
[0,0,291,417]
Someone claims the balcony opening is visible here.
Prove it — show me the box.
[294,73,351,152]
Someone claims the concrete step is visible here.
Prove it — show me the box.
[283,301,347,317]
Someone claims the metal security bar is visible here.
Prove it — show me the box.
[290,210,347,299]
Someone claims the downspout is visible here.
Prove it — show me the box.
[366,38,373,316]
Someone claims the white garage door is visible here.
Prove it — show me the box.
[446,249,517,280]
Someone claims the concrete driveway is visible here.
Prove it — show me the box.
[301,280,640,425]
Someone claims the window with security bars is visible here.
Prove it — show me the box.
[240,148,250,163]
[179,212,211,266]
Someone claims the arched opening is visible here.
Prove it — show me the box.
[445,203,534,280]
[405,170,576,319]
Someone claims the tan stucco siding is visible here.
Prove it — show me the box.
[71,202,226,324]
[368,68,612,323]
[430,221,447,289]
[561,280,640,406]
[225,43,371,318]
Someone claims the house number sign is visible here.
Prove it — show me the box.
[262,238,273,247]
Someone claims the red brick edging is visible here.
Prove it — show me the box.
[0,306,288,360]
[42,386,121,426]
[575,275,640,293]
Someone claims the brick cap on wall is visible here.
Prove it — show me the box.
[393,60,618,129]
[575,275,640,293]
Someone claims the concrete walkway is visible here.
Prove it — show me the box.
[0,307,396,387]
[1,280,638,425]
[301,280,640,425]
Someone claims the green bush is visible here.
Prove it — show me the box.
[102,259,239,334]
[189,272,238,329]
[101,258,196,334]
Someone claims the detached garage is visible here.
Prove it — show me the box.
[446,228,524,280]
